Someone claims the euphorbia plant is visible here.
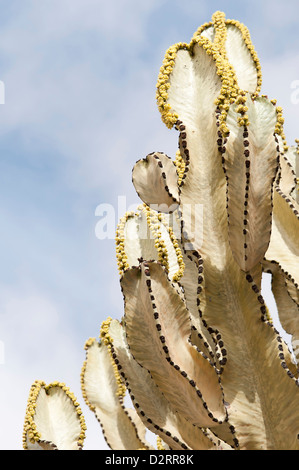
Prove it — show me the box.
[23,11,299,451]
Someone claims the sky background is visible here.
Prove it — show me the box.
[0,0,298,450]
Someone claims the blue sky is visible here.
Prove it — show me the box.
[0,0,298,450]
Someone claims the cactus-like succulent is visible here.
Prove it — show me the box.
[23,11,299,450]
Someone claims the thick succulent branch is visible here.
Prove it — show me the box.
[23,10,299,451]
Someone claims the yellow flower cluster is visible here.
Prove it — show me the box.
[156,11,266,137]
[23,380,86,449]
[156,42,186,128]
[144,204,185,282]
[234,91,250,128]
[81,337,97,412]
[295,139,299,199]
[81,319,126,411]
[275,106,288,151]
[192,20,213,38]
[165,220,185,282]
[156,14,239,136]
[156,435,166,450]
[143,204,169,270]
[115,205,184,282]
[174,149,186,186]
[225,18,262,93]
[115,211,135,275]
[100,317,127,398]
[23,380,42,448]
[212,11,227,55]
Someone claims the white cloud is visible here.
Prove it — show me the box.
[0,0,169,196]
[0,283,110,449]
[261,0,299,28]
[0,2,168,450]
[261,51,299,143]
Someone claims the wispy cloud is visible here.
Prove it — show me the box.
[0,0,169,193]
[0,0,167,450]
[261,52,299,143]
[0,0,298,450]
